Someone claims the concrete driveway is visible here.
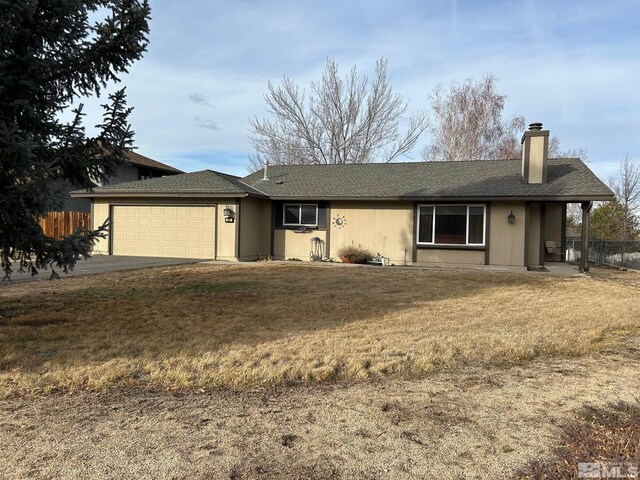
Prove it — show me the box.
[1,255,202,284]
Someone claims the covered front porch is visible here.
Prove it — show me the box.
[525,201,591,272]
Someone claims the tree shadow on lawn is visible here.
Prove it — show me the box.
[0,263,568,382]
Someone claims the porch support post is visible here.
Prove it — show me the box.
[539,203,546,267]
[580,201,592,273]
[560,203,567,263]
[412,202,418,264]
[325,202,331,260]
[524,202,530,267]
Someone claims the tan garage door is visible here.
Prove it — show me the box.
[112,205,215,259]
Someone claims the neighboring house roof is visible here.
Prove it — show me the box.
[242,158,614,201]
[72,158,614,202]
[71,170,267,198]
[126,151,184,174]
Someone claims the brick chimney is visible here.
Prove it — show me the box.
[521,122,549,184]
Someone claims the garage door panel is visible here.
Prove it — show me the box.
[112,205,215,259]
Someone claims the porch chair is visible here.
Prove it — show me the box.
[545,240,565,261]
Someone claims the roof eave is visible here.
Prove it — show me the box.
[265,194,616,202]
[70,191,257,199]
[128,162,184,174]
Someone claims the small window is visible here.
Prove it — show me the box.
[283,204,318,227]
[417,204,486,246]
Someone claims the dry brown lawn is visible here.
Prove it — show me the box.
[2,349,639,479]
[0,262,639,398]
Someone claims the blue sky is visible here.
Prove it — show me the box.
[91,0,640,180]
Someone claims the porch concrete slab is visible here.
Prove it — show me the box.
[541,262,583,277]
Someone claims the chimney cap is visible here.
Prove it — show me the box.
[528,122,543,131]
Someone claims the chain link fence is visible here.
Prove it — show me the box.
[566,238,640,270]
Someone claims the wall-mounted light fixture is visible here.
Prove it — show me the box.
[223,205,235,223]
[507,210,516,224]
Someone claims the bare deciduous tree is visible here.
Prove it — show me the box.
[422,75,589,162]
[609,155,640,242]
[422,75,526,161]
[249,58,429,168]
[548,137,589,162]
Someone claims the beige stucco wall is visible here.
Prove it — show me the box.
[91,199,111,254]
[329,201,414,265]
[416,248,484,264]
[238,197,271,261]
[215,200,237,261]
[90,197,238,259]
[91,197,541,267]
[489,202,526,266]
[544,203,564,262]
[272,229,326,260]
[527,203,542,266]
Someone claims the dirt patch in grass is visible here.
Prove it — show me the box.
[515,400,640,479]
[1,263,639,396]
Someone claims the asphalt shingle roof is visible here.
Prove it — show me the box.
[75,170,267,196]
[126,151,183,174]
[74,158,613,201]
[241,158,613,201]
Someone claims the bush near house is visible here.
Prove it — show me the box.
[336,245,373,264]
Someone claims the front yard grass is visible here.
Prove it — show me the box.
[0,263,639,397]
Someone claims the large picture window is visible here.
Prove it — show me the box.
[417,205,486,246]
[283,204,318,227]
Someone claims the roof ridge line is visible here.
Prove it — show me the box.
[233,177,270,196]
[211,170,270,196]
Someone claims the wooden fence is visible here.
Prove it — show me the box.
[39,211,91,239]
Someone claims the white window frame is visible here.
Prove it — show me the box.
[416,204,486,246]
[282,203,319,227]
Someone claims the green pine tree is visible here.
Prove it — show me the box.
[590,201,640,241]
[0,0,151,278]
